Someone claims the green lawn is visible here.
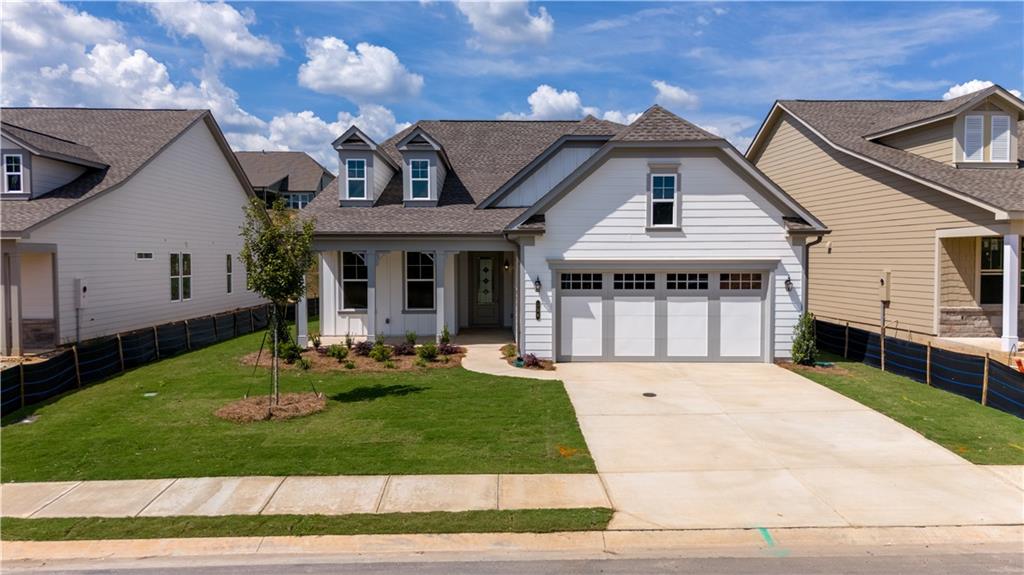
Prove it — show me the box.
[0,509,613,541]
[1,329,594,482]
[785,352,1024,465]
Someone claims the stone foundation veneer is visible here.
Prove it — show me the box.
[939,306,1024,338]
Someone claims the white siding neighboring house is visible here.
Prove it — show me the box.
[1,108,263,355]
[303,106,827,363]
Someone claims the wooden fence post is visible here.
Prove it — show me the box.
[153,326,161,360]
[982,353,990,406]
[880,331,886,372]
[72,346,82,388]
[185,320,191,351]
[251,307,256,332]
[116,333,125,372]
[212,316,218,341]
[19,362,25,410]
[844,322,849,359]
[926,341,932,386]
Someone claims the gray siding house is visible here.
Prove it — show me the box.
[1,108,264,356]
[235,151,335,209]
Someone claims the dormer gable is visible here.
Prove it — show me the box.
[333,126,397,206]
[1,124,107,200]
[395,127,451,207]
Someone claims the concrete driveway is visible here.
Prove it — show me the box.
[554,362,1024,530]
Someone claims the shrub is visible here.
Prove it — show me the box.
[438,342,462,355]
[500,343,517,359]
[393,342,416,356]
[405,331,418,345]
[414,358,428,368]
[369,342,393,363]
[523,353,541,368]
[792,311,817,366]
[296,357,312,371]
[279,341,303,364]
[417,342,438,362]
[310,332,321,349]
[352,340,373,356]
[327,344,348,361]
[343,360,356,370]
[440,354,450,364]
[440,325,451,345]
[384,360,397,369]
[344,333,354,349]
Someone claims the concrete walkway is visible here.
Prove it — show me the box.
[461,343,1024,531]
[0,474,609,518]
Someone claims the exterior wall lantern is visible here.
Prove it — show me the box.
[784,277,794,292]
[534,278,542,293]
[504,259,510,271]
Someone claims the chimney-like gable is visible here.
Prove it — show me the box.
[332,126,396,207]
[395,127,450,207]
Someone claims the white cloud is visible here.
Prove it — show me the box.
[455,1,554,51]
[297,36,424,102]
[149,0,282,68]
[942,79,1022,100]
[652,80,700,110]
[601,110,642,125]
[500,84,641,124]
[693,115,759,152]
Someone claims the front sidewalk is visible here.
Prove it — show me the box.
[0,474,609,518]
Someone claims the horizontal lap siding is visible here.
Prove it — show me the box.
[522,155,803,360]
[753,115,994,335]
[878,119,955,165]
[28,123,264,343]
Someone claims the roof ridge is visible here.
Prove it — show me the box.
[1,121,88,146]
[1,106,200,112]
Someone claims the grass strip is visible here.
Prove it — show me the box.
[0,508,613,541]
[785,352,1024,465]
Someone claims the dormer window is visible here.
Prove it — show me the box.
[963,115,984,162]
[346,159,366,199]
[991,115,1011,163]
[963,113,1013,163]
[4,154,23,193]
[410,159,429,199]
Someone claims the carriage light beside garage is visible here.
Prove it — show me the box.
[534,278,542,292]
[785,277,793,292]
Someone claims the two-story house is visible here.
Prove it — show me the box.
[1,108,264,356]
[748,85,1024,351]
[235,151,335,209]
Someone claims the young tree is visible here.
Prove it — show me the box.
[240,198,315,405]
[791,311,818,366]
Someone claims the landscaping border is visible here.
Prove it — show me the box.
[815,319,1024,419]
[0,304,278,417]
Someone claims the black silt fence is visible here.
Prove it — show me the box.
[234,310,254,335]
[17,351,78,409]
[120,329,158,368]
[187,317,218,350]
[156,323,189,358]
[1,367,21,414]
[814,319,1024,419]
[215,314,236,342]
[252,307,269,330]
[76,337,122,385]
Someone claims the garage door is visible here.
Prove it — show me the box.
[557,270,768,362]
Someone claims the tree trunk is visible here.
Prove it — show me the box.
[272,304,280,407]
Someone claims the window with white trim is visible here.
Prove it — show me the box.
[346,159,366,199]
[136,252,154,260]
[226,254,233,294]
[170,253,191,301]
[341,252,368,310]
[963,115,985,162]
[405,252,434,309]
[991,115,1011,163]
[4,154,23,193]
[286,192,314,209]
[650,173,677,227]
[410,159,429,199]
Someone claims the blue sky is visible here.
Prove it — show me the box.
[2,1,1022,169]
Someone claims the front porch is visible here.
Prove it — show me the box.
[1,240,59,356]
[938,231,1021,351]
[301,237,518,346]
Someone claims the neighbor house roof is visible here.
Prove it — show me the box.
[234,150,334,192]
[749,88,1024,215]
[0,108,245,235]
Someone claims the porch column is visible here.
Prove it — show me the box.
[296,289,308,347]
[365,250,377,341]
[1002,234,1020,351]
[3,249,22,356]
[435,251,447,343]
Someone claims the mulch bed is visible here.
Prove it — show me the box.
[215,392,326,423]
[240,347,464,373]
[504,356,556,371]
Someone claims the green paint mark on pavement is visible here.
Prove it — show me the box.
[757,527,790,558]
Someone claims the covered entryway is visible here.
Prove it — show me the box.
[556,268,771,362]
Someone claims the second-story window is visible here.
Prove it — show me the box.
[650,174,677,227]
[4,154,23,193]
[411,159,429,199]
[347,159,366,199]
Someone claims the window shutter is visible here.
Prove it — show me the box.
[963,115,984,162]
[991,115,1011,163]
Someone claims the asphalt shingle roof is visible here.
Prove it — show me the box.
[611,105,721,142]
[1,122,107,166]
[235,150,334,192]
[778,92,1024,212]
[1,108,207,233]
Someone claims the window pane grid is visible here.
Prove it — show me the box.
[4,155,22,193]
[720,272,762,290]
[347,159,366,199]
[650,173,676,226]
[170,253,191,301]
[560,273,602,290]
[613,273,655,290]
[411,160,429,198]
[667,273,708,290]
[406,252,435,309]
[226,254,233,294]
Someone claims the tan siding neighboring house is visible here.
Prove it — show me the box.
[879,118,955,165]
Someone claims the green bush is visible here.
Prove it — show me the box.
[405,331,418,345]
[791,312,817,365]
[417,342,438,362]
[296,357,312,371]
[440,325,451,345]
[343,360,356,370]
[279,341,303,364]
[310,332,321,349]
[369,342,393,363]
[327,344,348,362]
[384,360,397,369]
[500,343,517,359]
[414,358,428,368]
[344,333,354,349]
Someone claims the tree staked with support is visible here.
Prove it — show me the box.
[239,198,315,406]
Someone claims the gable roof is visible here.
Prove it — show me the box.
[1,122,107,168]
[1,108,249,235]
[235,151,334,192]
[611,105,721,142]
[863,85,1024,140]
[747,91,1024,216]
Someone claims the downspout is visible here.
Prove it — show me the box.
[803,234,825,313]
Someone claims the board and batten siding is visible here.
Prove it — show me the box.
[752,114,996,335]
[520,153,804,360]
[878,118,955,165]
[26,121,264,343]
[497,144,601,207]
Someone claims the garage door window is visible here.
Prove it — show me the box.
[613,273,655,290]
[667,273,708,290]
[720,273,762,290]
[560,273,602,290]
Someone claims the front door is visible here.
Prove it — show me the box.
[470,253,501,326]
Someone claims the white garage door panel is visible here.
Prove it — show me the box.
[614,297,656,357]
[667,296,708,357]
[720,296,762,357]
[560,296,603,357]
